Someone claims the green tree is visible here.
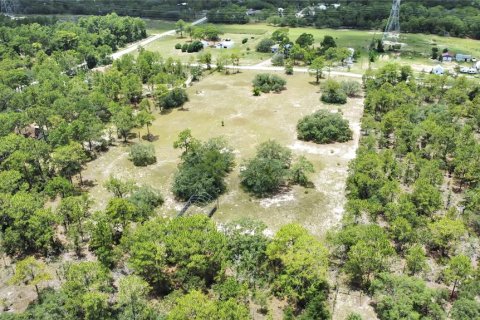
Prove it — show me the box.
[172,136,234,201]
[223,218,270,287]
[405,245,428,275]
[289,156,315,186]
[51,142,88,183]
[321,79,347,104]
[371,273,446,320]
[451,298,480,320]
[117,275,152,320]
[104,175,135,198]
[10,256,52,300]
[295,33,314,48]
[175,19,187,38]
[136,109,155,140]
[105,197,137,229]
[444,255,473,299]
[266,223,329,307]
[428,217,466,256]
[308,57,325,84]
[112,106,135,142]
[240,140,292,196]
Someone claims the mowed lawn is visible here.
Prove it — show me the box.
[82,70,364,238]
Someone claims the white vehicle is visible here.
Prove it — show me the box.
[468,68,478,74]
[460,66,470,73]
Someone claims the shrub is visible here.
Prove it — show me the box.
[175,43,182,49]
[253,87,261,96]
[256,38,275,53]
[271,53,284,66]
[187,40,204,53]
[240,140,292,196]
[172,137,235,201]
[252,73,286,93]
[297,110,352,144]
[321,79,347,104]
[157,88,188,109]
[341,80,362,97]
[285,59,293,75]
[129,143,156,166]
[181,43,188,52]
[242,38,248,44]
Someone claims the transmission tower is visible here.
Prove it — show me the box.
[383,0,401,43]
[0,0,17,16]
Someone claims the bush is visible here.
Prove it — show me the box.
[252,73,286,93]
[157,88,189,109]
[321,79,347,104]
[187,40,204,53]
[297,110,353,144]
[271,53,284,66]
[181,43,188,52]
[175,43,182,49]
[129,143,156,166]
[341,80,362,97]
[240,140,292,196]
[256,38,275,53]
[242,38,248,44]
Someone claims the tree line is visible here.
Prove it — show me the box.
[332,63,480,319]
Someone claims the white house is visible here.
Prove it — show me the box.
[431,65,444,75]
[442,52,454,62]
[216,39,235,49]
[456,53,472,62]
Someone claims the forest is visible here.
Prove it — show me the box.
[13,0,480,39]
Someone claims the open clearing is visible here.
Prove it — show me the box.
[82,70,363,238]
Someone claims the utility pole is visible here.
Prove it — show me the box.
[383,0,401,44]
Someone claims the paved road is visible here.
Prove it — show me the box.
[110,17,207,60]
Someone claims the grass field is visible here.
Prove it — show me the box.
[82,70,363,238]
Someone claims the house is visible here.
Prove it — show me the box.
[332,3,341,8]
[476,61,480,70]
[442,52,454,62]
[200,40,209,48]
[456,53,472,62]
[317,4,327,10]
[431,65,444,75]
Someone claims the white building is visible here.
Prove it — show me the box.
[216,39,235,49]
[476,61,480,70]
[431,65,444,75]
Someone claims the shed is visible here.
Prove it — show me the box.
[431,65,444,75]
[442,52,454,62]
[456,54,472,62]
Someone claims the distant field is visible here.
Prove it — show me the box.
[142,22,480,72]
[144,19,175,34]
[82,70,364,238]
